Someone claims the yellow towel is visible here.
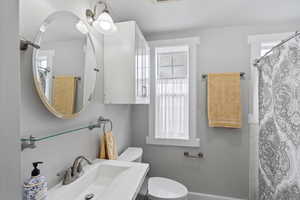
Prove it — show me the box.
[207,73,241,128]
[52,76,77,115]
[99,131,118,160]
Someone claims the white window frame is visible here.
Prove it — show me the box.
[248,32,292,124]
[147,37,200,147]
[36,50,55,101]
[248,32,292,200]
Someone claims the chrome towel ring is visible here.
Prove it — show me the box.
[103,119,113,133]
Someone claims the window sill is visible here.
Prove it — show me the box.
[146,136,200,147]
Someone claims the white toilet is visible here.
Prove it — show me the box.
[119,147,188,200]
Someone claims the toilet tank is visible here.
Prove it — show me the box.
[118,147,143,162]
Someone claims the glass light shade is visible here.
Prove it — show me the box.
[93,11,117,34]
[76,20,89,34]
[40,24,47,33]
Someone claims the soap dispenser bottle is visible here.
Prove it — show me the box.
[23,162,47,200]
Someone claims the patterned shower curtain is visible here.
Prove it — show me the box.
[258,34,300,199]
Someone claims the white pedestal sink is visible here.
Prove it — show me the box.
[47,159,149,200]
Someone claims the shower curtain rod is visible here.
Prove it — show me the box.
[253,31,300,67]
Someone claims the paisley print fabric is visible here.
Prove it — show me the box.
[258,35,300,199]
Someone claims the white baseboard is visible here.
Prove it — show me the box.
[188,192,247,200]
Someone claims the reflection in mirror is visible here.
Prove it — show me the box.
[33,11,97,118]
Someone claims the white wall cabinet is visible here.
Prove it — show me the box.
[104,21,150,104]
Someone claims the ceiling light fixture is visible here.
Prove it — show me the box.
[86,1,117,35]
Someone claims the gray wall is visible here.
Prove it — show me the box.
[132,23,300,199]
[0,0,22,199]
[20,0,132,188]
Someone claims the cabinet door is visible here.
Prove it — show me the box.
[136,37,144,98]
[142,41,147,98]
[134,26,150,103]
[135,33,140,98]
[145,45,150,99]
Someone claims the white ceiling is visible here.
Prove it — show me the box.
[106,0,300,34]
[21,0,300,37]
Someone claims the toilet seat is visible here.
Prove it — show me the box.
[148,177,188,200]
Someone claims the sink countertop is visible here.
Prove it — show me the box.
[47,159,150,200]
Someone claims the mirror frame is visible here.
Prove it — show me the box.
[32,11,96,119]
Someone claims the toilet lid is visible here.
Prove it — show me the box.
[118,147,143,162]
[148,177,188,200]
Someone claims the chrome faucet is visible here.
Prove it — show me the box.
[62,156,93,185]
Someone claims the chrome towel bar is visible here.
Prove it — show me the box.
[184,151,204,159]
[201,72,246,80]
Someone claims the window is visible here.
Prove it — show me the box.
[260,41,280,56]
[147,38,200,147]
[156,46,189,140]
[36,50,55,100]
[248,32,291,124]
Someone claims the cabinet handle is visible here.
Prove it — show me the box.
[142,86,147,97]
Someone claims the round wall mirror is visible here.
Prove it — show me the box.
[33,11,97,119]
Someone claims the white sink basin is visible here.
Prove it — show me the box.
[48,159,149,200]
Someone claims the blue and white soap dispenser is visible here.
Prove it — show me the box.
[23,162,47,200]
